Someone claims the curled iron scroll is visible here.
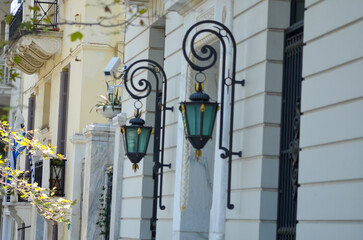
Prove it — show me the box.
[182,20,235,73]
[123,59,165,100]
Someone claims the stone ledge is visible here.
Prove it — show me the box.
[164,0,204,15]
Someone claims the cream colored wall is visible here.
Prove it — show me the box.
[18,0,126,239]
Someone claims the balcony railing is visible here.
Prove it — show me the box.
[8,1,59,41]
[9,3,23,41]
[33,0,59,28]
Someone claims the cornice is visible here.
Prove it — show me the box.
[164,0,204,15]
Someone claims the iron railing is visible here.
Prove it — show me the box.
[9,3,23,40]
[33,0,59,28]
[8,1,59,41]
[276,22,304,240]
[49,159,66,197]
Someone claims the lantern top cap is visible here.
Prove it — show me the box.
[129,116,145,126]
[189,91,210,101]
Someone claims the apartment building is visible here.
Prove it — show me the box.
[1,0,362,240]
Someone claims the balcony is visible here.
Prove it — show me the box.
[4,1,62,75]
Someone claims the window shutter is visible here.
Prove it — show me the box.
[27,95,35,132]
[57,70,70,155]
[26,95,36,171]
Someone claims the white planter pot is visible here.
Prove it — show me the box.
[97,105,122,120]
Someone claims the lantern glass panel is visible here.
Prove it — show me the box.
[122,132,127,154]
[126,128,138,153]
[185,104,201,135]
[202,104,218,136]
[138,128,152,154]
[181,109,189,136]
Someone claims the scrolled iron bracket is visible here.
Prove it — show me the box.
[122,59,171,239]
[182,20,244,210]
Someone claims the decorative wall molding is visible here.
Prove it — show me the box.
[124,0,150,6]
[196,6,214,22]
[164,0,204,15]
[5,32,62,75]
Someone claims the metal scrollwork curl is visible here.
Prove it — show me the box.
[183,21,235,73]
[123,59,165,100]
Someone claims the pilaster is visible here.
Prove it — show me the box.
[68,133,87,240]
[81,123,115,240]
[109,113,127,240]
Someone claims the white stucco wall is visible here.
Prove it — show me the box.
[120,0,288,239]
[297,1,363,240]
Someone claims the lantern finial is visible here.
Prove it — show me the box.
[195,149,202,162]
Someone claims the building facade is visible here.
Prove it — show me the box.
[112,0,363,239]
[1,0,125,239]
[1,0,362,240]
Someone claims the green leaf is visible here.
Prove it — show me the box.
[29,6,40,12]
[114,0,120,2]
[138,8,147,15]
[0,40,9,48]
[71,199,77,206]
[5,14,13,24]
[70,32,83,42]
[21,21,36,31]
[43,17,51,24]
[13,56,21,64]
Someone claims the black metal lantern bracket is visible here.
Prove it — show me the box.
[120,59,173,239]
[181,20,245,210]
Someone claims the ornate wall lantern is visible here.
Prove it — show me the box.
[120,59,172,239]
[180,20,244,209]
[122,105,153,171]
[179,72,219,158]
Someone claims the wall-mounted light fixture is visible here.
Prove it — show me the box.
[180,20,244,209]
[120,59,172,240]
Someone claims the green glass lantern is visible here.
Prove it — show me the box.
[121,110,153,171]
[179,79,218,160]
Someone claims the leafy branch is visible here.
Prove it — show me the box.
[0,121,75,225]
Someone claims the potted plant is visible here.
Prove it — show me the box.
[94,82,122,120]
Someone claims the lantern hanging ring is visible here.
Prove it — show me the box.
[225,77,233,86]
[195,72,206,83]
[153,66,160,73]
[134,100,143,110]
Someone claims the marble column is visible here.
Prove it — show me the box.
[109,113,126,240]
[68,133,87,240]
[44,220,52,240]
[8,205,24,240]
[1,207,10,240]
[34,212,44,240]
[81,123,115,240]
